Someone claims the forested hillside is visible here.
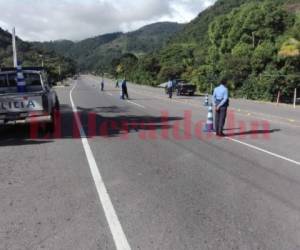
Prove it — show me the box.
[0,28,76,81]
[24,0,300,101]
[120,0,300,102]
[34,22,184,73]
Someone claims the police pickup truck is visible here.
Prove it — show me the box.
[0,67,59,131]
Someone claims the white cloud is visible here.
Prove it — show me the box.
[0,0,216,41]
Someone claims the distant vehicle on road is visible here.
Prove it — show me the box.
[73,74,80,80]
[0,67,60,132]
[164,80,196,96]
[176,80,196,96]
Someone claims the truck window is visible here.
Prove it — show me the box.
[7,73,17,86]
[0,73,17,93]
[0,75,7,88]
[24,73,43,92]
[24,73,42,86]
[0,72,43,93]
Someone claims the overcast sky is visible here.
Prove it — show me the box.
[0,0,216,42]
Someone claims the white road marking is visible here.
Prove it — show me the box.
[227,137,300,166]
[126,88,300,166]
[70,81,131,250]
[129,89,300,128]
[104,89,145,109]
[85,76,300,166]
[127,100,146,109]
[87,76,146,109]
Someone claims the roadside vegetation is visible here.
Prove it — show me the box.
[2,0,298,102]
[113,0,300,102]
[0,28,76,83]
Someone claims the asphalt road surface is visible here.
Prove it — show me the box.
[1,75,300,250]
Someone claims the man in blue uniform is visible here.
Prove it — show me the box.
[121,79,129,99]
[212,78,229,137]
[167,78,173,99]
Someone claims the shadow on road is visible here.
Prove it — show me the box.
[0,104,183,146]
[226,129,281,137]
[224,128,241,131]
[0,124,53,147]
[77,106,129,114]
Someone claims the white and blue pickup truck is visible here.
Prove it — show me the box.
[0,67,60,132]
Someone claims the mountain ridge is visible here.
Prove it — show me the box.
[33,22,185,72]
[0,27,76,80]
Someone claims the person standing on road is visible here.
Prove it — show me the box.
[121,79,129,99]
[167,78,173,99]
[212,78,229,136]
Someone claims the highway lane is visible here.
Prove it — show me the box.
[74,76,300,249]
[116,77,300,127]
[87,75,300,163]
[0,85,116,249]
[90,75,300,126]
[1,75,300,250]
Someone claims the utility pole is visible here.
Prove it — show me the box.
[39,55,44,67]
[58,65,61,80]
[12,28,18,67]
[276,90,281,105]
[294,88,297,109]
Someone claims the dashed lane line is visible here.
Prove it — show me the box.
[104,91,146,109]
[80,78,300,167]
[127,100,146,109]
[128,89,300,128]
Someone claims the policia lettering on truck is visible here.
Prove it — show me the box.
[0,100,36,110]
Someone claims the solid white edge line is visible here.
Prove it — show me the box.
[70,81,131,250]
[226,137,300,166]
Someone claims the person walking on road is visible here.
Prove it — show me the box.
[212,78,229,137]
[121,79,129,99]
[101,80,104,91]
[167,79,173,99]
[115,80,119,88]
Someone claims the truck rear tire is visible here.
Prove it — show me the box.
[46,115,55,133]
[47,107,59,133]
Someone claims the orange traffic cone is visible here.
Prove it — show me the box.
[203,104,215,132]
